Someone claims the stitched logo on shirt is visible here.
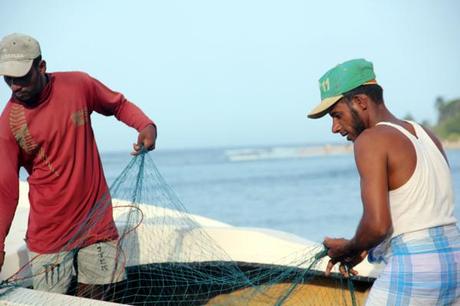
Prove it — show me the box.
[71,108,88,126]
[9,104,59,177]
[37,147,59,176]
[9,104,38,154]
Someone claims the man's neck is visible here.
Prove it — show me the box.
[368,104,398,127]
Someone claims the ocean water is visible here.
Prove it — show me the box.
[101,146,460,243]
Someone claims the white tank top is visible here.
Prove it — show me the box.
[377,121,457,237]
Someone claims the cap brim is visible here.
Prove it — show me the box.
[307,95,343,119]
[0,59,33,77]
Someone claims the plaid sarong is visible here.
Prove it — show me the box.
[366,224,460,306]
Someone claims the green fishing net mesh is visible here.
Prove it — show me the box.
[0,152,373,305]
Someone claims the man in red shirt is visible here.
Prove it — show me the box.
[0,33,157,299]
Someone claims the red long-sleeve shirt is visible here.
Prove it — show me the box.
[0,72,154,253]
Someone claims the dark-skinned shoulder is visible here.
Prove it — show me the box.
[353,125,392,157]
[355,123,418,191]
[352,127,389,177]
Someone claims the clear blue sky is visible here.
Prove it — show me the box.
[1,0,459,151]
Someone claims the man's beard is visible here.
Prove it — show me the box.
[350,107,365,138]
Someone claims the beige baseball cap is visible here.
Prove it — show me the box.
[0,33,41,77]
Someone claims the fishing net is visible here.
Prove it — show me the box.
[0,151,373,305]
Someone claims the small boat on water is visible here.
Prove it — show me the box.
[0,182,381,305]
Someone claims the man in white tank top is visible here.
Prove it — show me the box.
[308,59,459,305]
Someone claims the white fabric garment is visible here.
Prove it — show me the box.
[375,121,456,239]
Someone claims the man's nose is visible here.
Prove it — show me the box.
[10,83,23,92]
[331,118,341,134]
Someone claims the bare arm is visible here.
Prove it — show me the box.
[348,130,393,252]
[324,130,392,274]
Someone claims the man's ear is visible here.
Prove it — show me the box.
[38,60,47,74]
[352,94,368,111]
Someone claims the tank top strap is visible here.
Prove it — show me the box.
[376,121,419,142]
[406,121,449,167]
[406,121,432,143]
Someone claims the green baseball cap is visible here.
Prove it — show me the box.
[307,58,377,119]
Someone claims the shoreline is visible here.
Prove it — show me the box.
[442,140,460,150]
[225,140,460,162]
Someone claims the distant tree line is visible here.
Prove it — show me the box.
[434,97,460,140]
[403,97,460,140]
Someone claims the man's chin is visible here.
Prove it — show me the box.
[14,94,35,105]
[346,135,357,143]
